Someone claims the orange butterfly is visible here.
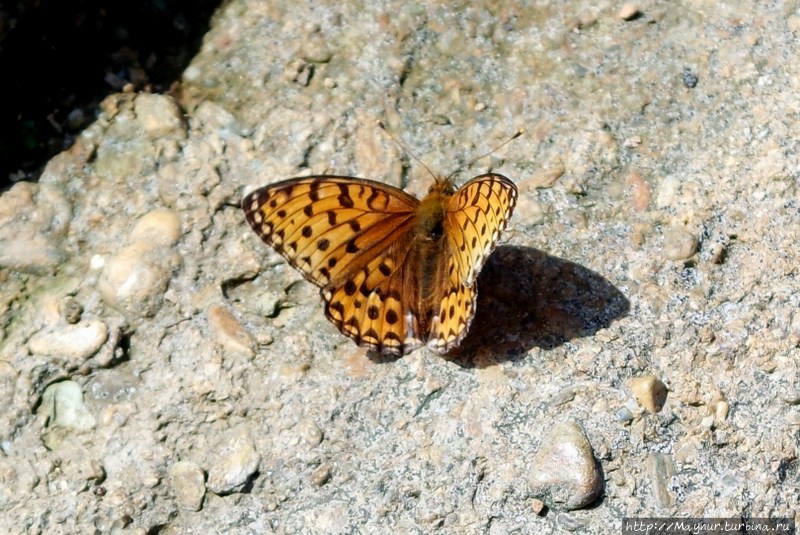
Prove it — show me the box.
[242,172,517,355]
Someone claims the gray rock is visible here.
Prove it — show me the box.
[528,421,603,511]
[206,427,260,495]
[646,453,676,509]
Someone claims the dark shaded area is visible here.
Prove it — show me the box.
[0,0,222,191]
[446,245,630,368]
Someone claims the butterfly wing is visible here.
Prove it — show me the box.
[242,176,419,288]
[444,173,518,287]
[322,234,424,355]
[242,176,423,354]
[427,173,517,353]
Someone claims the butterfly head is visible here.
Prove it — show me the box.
[428,175,456,196]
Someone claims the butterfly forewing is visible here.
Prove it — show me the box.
[445,173,518,287]
[242,176,418,287]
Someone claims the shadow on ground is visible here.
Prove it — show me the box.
[445,245,630,368]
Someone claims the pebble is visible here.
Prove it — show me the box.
[97,242,176,318]
[296,419,324,446]
[310,464,331,487]
[663,228,698,261]
[133,93,187,140]
[28,319,108,363]
[169,461,206,511]
[129,210,182,249]
[207,304,255,357]
[629,375,668,413]
[527,421,603,511]
[206,427,261,494]
[98,207,183,318]
[615,406,634,423]
[714,400,730,423]
[646,453,675,508]
[40,381,96,432]
[618,3,641,21]
[59,297,83,324]
[531,167,566,190]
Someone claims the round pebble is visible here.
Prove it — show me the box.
[97,243,176,318]
[618,3,641,21]
[206,427,261,495]
[663,228,698,261]
[629,375,668,413]
[296,419,324,446]
[28,319,108,362]
[615,406,635,423]
[59,297,83,324]
[169,461,206,511]
[528,421,603,511]
[207,304,255,357]
[129,210,182,249]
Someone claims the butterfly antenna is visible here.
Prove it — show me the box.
[377,121,439,182]
[446,128,524,181]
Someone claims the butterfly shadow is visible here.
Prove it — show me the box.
[443,245,630,368]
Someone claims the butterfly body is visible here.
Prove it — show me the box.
[243,172,516,356]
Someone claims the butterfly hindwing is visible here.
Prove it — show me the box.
[322,238,423,355]
[427,271,477,354]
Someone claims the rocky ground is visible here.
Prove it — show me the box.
[0,1,798,534]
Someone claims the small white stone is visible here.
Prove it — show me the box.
[90,255,106,270]
[133,93,186,140]
[663,228,698,261]
[618,3,641,21]
[207,304,255,357]
[28,319,108,362]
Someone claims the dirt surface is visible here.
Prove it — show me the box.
[1,1,798,533]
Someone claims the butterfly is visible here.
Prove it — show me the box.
[242,172,517,356]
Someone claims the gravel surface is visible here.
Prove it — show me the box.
[1,1,798,534]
